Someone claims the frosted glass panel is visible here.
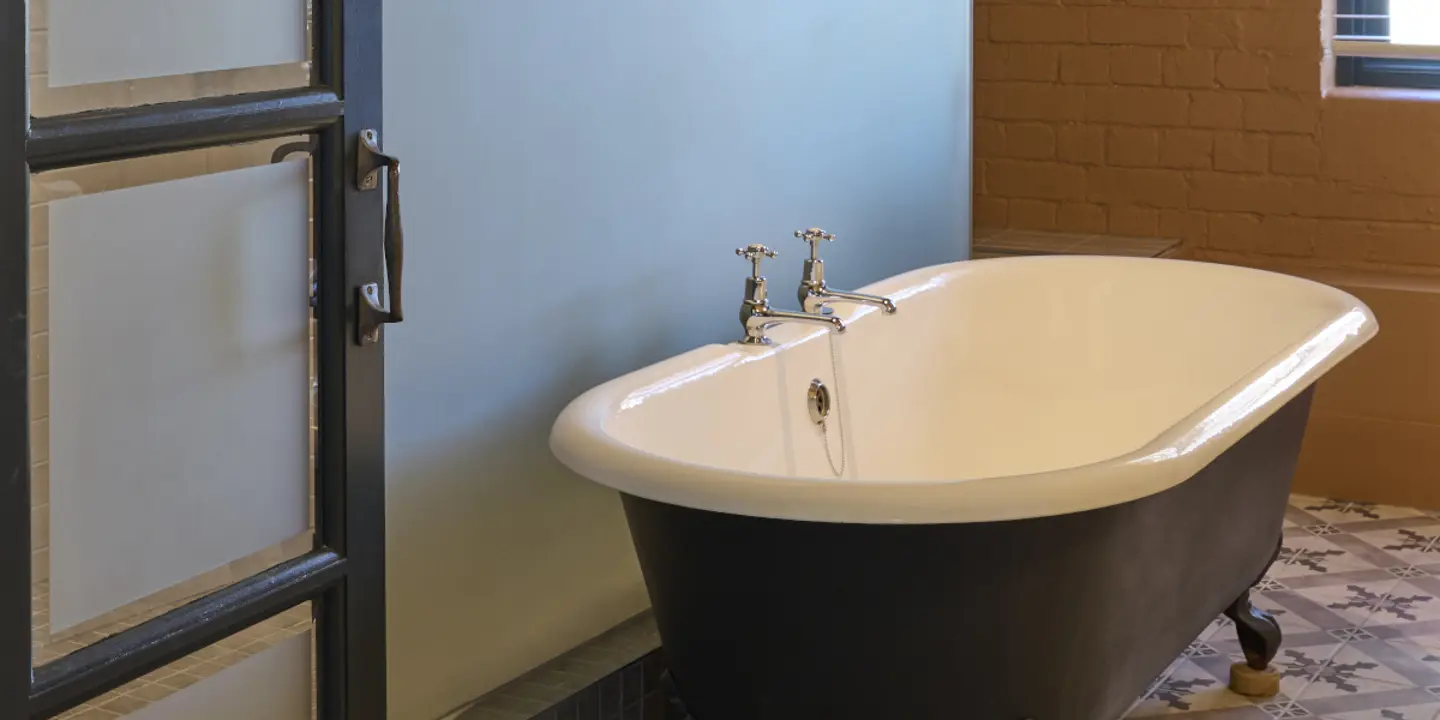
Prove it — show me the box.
[47,159,312,634]
[48,603,314,717]
[48,0,307,87]
[131,632,312,720]
[31,0,312,116]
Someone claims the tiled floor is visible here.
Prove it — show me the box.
[1128,494,1440,719]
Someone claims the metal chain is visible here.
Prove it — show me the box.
[821,332,846,478]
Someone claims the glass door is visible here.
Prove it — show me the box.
[0,0,391,717]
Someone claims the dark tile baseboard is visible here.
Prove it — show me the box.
[455,612,672,720]
[528,649,680,720]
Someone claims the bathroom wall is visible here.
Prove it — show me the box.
[383,3,971,718]
[972,0,1440,511]
[972,0,1440,272]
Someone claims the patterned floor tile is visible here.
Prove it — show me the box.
[1201,615,1237,642]
[1293,581,1403,628]
[1292,497,1364,525]
[1261,577,1295,592]
[1332,535,1429,570]
[1350,530,1440,568]
[1301,688,1440,718]
[1187,640,1227,660]
[1399,576,1440,600]
[1364,583,1440,627]
[1339,503,1428,523]
[1129,659,1259,716]
[1322,702,1440,719]
[1297,645,1415,700]
[1389,567,1429,580]
[1330,628,1380,643]
[1273,642,1345,692]
[1160,707,1277,719]
[1282,569,1405,593]
[1386,636,1440,666]
[1368,620,1440,643]
[1370,640,1440,693]
[1258,699,1317,718]
[1120,494,1440,718]
[1256,593,1324,635]
[1275,536,1382,579]
[1296,498,1359,521]
[1269,591,1388,634]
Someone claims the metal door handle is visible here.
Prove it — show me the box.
[356,129,404,345]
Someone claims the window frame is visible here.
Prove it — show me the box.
[1335,55,1440,90]
[1332,0,1440,90]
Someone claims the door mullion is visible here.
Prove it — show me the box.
[0,0,32,712]
[313,119,350,720]
[334,0,388,716]
[313,0,347,716]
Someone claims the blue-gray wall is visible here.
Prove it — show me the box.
[384,3,971,717]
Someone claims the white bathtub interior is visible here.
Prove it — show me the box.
[602,257,1369,484]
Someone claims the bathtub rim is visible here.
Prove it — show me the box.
[550,257,1378,524]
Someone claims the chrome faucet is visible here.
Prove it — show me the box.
[736,244,845,345]
[795,228,898,315]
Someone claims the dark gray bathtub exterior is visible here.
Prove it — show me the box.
[621,387,1315,720]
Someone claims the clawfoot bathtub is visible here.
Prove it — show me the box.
[551,256,1377,720]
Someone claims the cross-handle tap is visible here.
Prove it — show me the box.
[737,243,778,266]
[794,228,898,315]
[736,244,779,304]
[797,228,836,261]
[736,244,844,345]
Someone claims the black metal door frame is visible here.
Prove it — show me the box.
[0,1,388,718]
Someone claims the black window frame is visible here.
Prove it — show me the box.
[1335,0,1390,41]
[1336,56,1440,89]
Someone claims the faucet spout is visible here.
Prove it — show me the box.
[741,304,845,345]
[733,242,846,345]
[803,287,898,315]
[792,229,899,316]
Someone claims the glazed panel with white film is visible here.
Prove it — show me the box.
[47,0,307,87]
[47,161,311,633]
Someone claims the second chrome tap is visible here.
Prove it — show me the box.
[736,244,845,345]
[795,228,898,315]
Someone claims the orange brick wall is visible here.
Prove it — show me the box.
[973,0,1440,274]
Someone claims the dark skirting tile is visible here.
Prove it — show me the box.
[575,685,600,718]
[597,677,624,719]
[552,696,578,720]
[621,662,643,706]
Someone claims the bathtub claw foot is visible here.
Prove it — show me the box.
[1225,588,1283,675]
[1229,662,1281,698]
